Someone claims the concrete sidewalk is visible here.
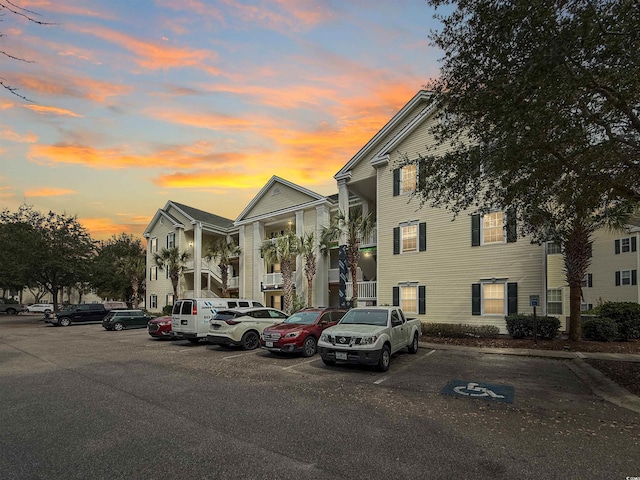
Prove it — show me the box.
[420,341,640,414]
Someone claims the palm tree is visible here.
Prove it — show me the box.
[153,247,191,301]
[321,207,375,306]
[299,231,317,308]
[260,229,300,314]
[116,254,146,308]
[204,237,241,298]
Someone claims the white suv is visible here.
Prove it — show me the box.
[207,307,287,350]
[26,303,54,314]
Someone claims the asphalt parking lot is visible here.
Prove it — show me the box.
[1,314,639,479]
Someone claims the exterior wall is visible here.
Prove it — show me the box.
[243,184,316,219]
[145,219,179,310]
[584,229,640,305]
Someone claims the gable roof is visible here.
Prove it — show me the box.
[235,176,331,224]
[335,90,434,180]
[143,200,234,237]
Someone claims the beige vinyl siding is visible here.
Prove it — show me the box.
[583,229,639,304]
[547,254,565,289]
[242,225,256,301]
[243,184,316,219]
[377,121,544,334]
[146,222,178,306]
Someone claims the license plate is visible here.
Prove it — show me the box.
[336,351,348,361]
[266,341,273,348]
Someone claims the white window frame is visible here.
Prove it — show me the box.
[481,212,505,245]
[481,282,506,315]
[150,266,158,281]
[400,223,418,253]
[400,164,417,195]
[149,295,157,309]
[546,288,563,315]
[150,237,158,253]
[621,270,632,285]
[621,237,631,253]
[167,233,175,249]
[166,294,174,306]
[400,284,418,314]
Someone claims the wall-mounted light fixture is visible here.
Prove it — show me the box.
[189,241,194,248]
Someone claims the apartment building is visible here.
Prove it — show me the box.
[144,91,639,331]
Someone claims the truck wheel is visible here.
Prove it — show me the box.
[113,322,125,331]
[241,331,259,350]
[408,333,419,354]
[59,317,71,327]
[7,308,17,315]
[377,344,391,372]
[301,336,317,357]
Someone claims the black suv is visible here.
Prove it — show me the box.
[47,304,115,327]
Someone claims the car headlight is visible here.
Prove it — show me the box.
[158,321,170,326]
[320,333,331,343]
[283,331,301,339]
[359,335,378,345]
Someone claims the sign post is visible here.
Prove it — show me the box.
[529,295,540,344]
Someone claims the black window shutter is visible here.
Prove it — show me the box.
[472,284,481,315]
[587,274,593,287]
[507,283,518,315]
[418,161,427,191]
[471,214,480,246]
[392,287,399,306]
[615,239,620,254]
[393,227,400,255]
[615,271,621,286]
[506,208,517,243]
[632,237,637,252]
[393,169,400,196]
[419,222,427,251]
[633,270,638,286]
[418,286,426,314]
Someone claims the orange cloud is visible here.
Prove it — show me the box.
[80,217,146,240]
[24,188,77,197]
[9,73,130,103]
[76,25,219,74]
[24,104,83,117]
[0,126,38,143]
[0,186,14,199]
[223,0,334,31]
[148,108,263,132]
[156,0,224,22]
[20,1,115,19]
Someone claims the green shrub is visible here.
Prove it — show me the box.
[421,323,500,339]
[582,317,619,342]
[162,305,173,315]
[592,302,640,341]
[505,314,561,339]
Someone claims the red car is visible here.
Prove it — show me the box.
[261,307,348,357]
[147,315,175,339]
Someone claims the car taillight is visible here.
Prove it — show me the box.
[192,304,197,315]
[225,319,241,325]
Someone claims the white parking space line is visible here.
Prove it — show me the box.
[373,350,436,385]
[282,359,317,370]
[425,349,437,356]
[373,376,388,385]
[223,351,258,360]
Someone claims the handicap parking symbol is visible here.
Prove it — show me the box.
[442,380,515,404]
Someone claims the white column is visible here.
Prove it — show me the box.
[295,210,304,301]
[338,179,349,245]
[315,204,330,307]
[193,222,202,296]
[253,221,265,301]
[238,225,245,298]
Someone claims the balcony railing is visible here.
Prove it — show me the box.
[346,281,377,300]
[328,268,363,283]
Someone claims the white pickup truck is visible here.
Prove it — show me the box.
[317,306,421,372]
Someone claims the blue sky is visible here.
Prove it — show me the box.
[1,0,444,238]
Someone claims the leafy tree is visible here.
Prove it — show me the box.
[204,237,241,298]
[321,207,375,306]
[411,0,640,341]
[299,231,317,308]
[260,229,300,315]
[153,247,190,301]
[91,233,145,304]
[0,205,96,310]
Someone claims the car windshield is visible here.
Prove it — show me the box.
[284,312,319,325]
[339,309,388,326]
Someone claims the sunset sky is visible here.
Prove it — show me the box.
[1,0,444,240]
